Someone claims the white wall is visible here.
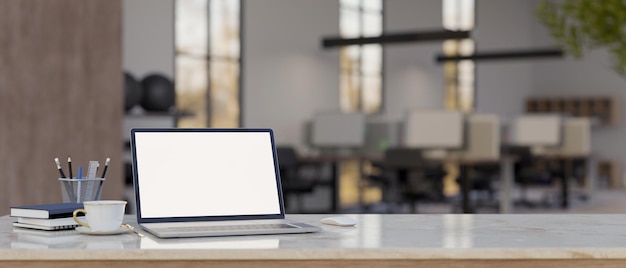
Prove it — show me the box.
[242,0,538,149]
[381,0,539,140]
[383,0,539,123]
[243,0,339,151]
[383,0,445,122]
[473,0,535,121]
[243,0,451,150]
[123,0,174,80]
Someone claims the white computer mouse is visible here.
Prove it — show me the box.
[320,216,357,227]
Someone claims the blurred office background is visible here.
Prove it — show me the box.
[2,0,626,215]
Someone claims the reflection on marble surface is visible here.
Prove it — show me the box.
[442,214,472,248]
[339,214,380,248]
[141,236,279,249]
[10,227,140,250]
[4,214,626,260]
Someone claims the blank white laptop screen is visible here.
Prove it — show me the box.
[133,131,282,218]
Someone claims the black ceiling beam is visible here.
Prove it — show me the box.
[435,48,564,63]
[322,30,471,48]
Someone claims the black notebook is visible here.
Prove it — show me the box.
[10,203,83,219]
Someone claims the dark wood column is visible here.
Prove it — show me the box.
[0,0,123,214]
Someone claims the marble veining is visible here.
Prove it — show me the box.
[2,214,626,260]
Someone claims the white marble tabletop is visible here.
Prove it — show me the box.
[2,214,626,261]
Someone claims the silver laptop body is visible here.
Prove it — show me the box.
[130,128,321,238]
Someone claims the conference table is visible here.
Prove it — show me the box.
[300,152,516,214]
[298,152,591,215]
[362,154,515,214]
[3,214,626,267]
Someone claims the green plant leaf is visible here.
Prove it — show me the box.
[536,0,626,76]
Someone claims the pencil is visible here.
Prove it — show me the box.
[95,158,109,200]
[100,157,110,178]
[77,166,83,202]
[67,156,76,201]
[56,157,76,202]
[68,156,73,179]
[54,157,66,178]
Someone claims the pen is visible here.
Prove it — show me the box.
[77,166,83,203]
[68,156,73,179]
[100,157,110,178]
[54,157,66,178]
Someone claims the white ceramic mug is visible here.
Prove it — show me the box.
[73,200,127,231]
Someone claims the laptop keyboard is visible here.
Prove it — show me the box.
[158,223,297,233]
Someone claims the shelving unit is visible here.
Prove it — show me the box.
[526,96,619,126]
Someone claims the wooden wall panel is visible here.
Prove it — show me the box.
[0,0,123,214]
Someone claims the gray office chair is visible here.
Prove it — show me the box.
[364,148,446,213]
[276,146,317,213]
[506,145,555,208]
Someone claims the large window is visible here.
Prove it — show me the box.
[339,0,383,114]
[175,0,241,128]
[442,0,475,112]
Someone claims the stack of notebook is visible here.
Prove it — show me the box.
[11,227,82,249]
[10,203,84,231]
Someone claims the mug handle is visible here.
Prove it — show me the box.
[73,209,89,227]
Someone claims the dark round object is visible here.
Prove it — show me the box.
[140,74,175,112]
[124,72,142,111]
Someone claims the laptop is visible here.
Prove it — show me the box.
[130,128,321,238]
